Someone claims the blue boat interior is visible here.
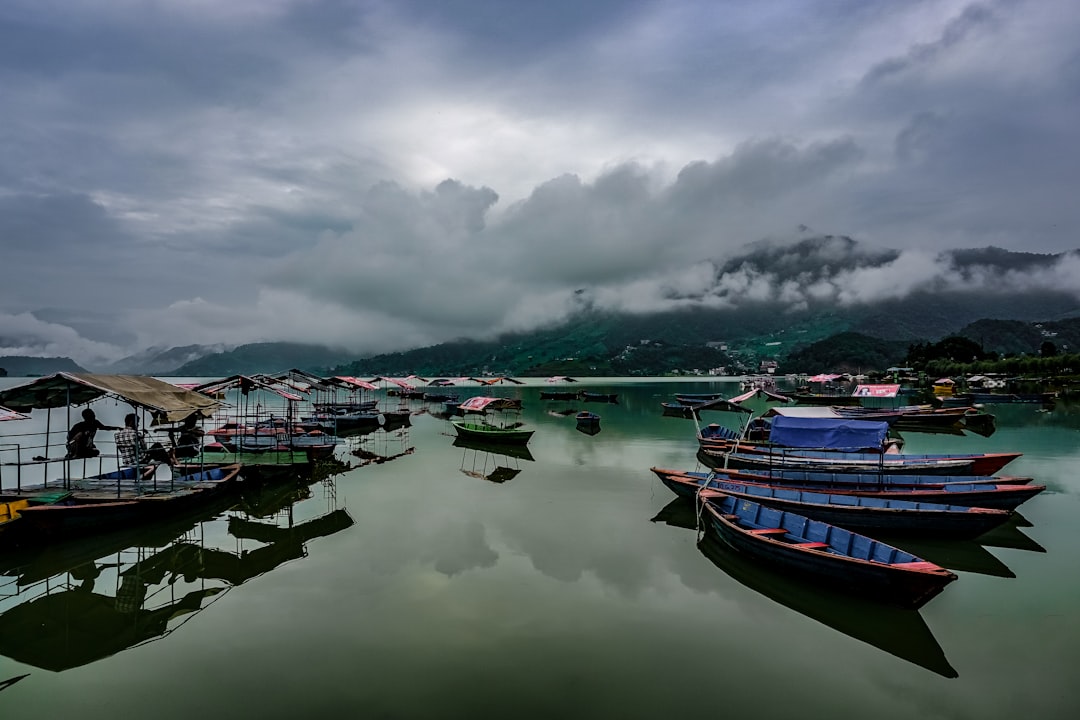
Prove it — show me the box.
[705,494,924,565]
[699,475,978,512]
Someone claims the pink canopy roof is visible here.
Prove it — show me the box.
[806,373,843,383]
[460,396,500,412]
[1,405,29,422]
[335,376,379,391]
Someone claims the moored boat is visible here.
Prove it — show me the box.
[699,445,1021,476]
[655,467,1045,511]
[9,464,241,539]
[450,419,534,446]
[698,492,957,608]
[651,469,1014,537]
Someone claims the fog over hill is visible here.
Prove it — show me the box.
[4,238,1080,375]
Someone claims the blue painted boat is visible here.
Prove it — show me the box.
[652,469,1013,537]
[575,411,601,435]
[698,492,958,608]
[654,467,1045,511]
[580,391,618,403]
[691,456,1033,487]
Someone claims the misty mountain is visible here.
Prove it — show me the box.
[168,342,356,377]
[0,356,86,377]
[97,344,229,375]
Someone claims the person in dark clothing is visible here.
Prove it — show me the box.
[169,414,205,462]
[65,408,119,459]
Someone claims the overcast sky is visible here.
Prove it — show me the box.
[2,0,1079,365]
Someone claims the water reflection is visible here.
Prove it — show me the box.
[651,499,958,679]
[0,462,353,673]
[453,436,534,484]
[348,424,415,467]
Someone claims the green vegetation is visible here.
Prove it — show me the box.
[781,332,909,374]
[0,356,85,377]
[170,343,354,377]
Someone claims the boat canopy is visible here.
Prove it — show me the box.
[0,372,222,423]
[333,376,379,391]
[459,396,521,413]
[1,405,29,422]
[193,375,304,402]
[768,415,889,451]
[806,373,843,383]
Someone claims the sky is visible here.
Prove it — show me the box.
[2,0,1080,366]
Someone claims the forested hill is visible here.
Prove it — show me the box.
[168,343,355,377]
[0,356,86,377]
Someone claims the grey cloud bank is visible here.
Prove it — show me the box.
[1,0,1078,365]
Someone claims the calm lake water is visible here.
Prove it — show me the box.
[1,378,1078,719]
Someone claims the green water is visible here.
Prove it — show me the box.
[2,380,1078,719]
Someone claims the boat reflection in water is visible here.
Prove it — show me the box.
[650,499,958,679]
[0,462,353,673]
[453,436,534,484]
[349,423,415,467]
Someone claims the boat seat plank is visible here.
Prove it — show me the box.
[794,541,829,549]
[748,527,787,535]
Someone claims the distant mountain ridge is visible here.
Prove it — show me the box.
[8,243,1080,377]
[168,342,356,377]
[0,356,86,377]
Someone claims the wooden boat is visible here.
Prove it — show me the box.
[575,411,601,435]
[698,442,1021,476]
[674,392,726,405]
[651,469,1014,537]
[1,490,72,538]
[575,411,600,427]
[661,402,696,418]
[540,390,579,400]
[687,457,1034,487]
[10,465,242,539]
[580,391,618,403]
[695,535,958,677]
[450,419,533,445]
[698,492,957,608]
[649,500,958,677]
[655,467,1045,511]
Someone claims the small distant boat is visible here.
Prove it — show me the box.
[698,492,957,608]
[581,391,618,403]
[674,392,726,405]
[540,390,580,401]
[575,411,601,435]
[450,419,533,445]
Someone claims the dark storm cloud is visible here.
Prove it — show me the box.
[861,3,1000,86]
[1,0,1079,363]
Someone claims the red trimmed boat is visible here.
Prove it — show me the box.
[698,491,957,608]
[652,469,1015,537]
[654,467,1045,511]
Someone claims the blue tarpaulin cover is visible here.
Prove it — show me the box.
[768,415,888,451]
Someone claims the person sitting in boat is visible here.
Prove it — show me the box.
[168,414,205,463]
[114,413,171,469]
[65,408,120,459]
